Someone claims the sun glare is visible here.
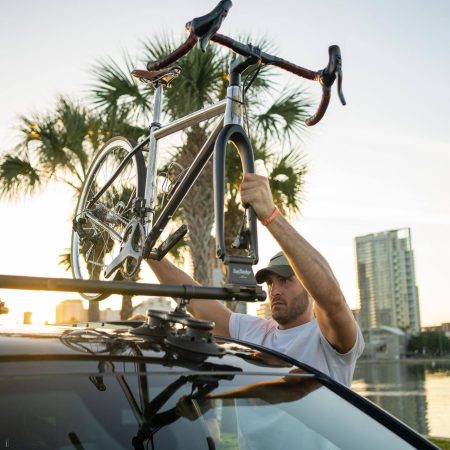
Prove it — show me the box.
[0,289,65,325]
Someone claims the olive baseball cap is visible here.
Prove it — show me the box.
[255,251,295,284]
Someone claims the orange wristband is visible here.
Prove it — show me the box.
[261,207,279,226]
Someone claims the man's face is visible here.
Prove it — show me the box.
[266,274,310,327]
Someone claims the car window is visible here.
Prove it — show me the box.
[0,370,415,450]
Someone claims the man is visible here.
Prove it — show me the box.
[147,173,364,386]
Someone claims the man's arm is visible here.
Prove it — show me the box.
[240,173,357,353]
[145,258,232,336]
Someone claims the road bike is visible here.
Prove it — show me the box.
[70,0,345,301]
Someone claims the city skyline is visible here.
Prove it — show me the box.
[0,0,449,326]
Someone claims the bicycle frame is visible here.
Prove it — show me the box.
[82,53,260,288]
[71,0,347,304]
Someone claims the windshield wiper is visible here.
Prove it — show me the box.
[68,431,86,450]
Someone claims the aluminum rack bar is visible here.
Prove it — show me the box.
[0,275,266,302]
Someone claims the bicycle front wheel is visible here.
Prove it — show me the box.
[71,137,146,301]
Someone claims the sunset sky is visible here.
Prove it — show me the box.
[0,0,449,326]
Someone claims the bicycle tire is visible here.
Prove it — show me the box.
[71,137,146,301]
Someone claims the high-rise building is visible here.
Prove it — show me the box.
[56,299,88,324]
[132,297,174,316]
[255,302,271,320]
[355,228,421,333]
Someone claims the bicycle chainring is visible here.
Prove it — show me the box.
[120,219,145,280]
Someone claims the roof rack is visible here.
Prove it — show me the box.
[0,274,266,302]
[0,273,266,363]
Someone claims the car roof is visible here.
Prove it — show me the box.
[0,323,306,377]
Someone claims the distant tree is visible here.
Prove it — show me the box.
[408,331,450,356]
[0,300,9,315]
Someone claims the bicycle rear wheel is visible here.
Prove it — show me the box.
[71,137,146,301]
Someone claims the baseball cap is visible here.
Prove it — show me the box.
[255,251,294,284]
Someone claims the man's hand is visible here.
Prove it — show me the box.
[239,173,275,220]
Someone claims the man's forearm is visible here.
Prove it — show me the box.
[145,258,232,335]
[267,213,358,353]
[145,258,199,314]
[265,213,344,310]
[146,258,199,286]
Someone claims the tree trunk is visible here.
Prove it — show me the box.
[121,295,133,320]
[177,127,215,285]
[88,264,102,321]
[88,302,100,321]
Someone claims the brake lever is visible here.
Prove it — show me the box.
[186,0,233,52]
[337,68,346,105]
[320,45,346,105]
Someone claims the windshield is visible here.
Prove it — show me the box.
[0,367,415,450]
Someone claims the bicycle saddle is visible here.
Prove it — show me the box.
[186,0,232,51]
[131,66,182,86]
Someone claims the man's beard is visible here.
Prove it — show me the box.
[271,291,310,326]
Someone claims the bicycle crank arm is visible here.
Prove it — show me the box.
[148,224,188,261]
[104,221,144,278]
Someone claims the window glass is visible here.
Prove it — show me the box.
[0,370,415,450]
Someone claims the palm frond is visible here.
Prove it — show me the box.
[55,97,91,170]
[17,98,95,184]
[58,249,72,272]
[143,35,226,118]
[18,114,67,168]
[253,87,312,145]
[141,33,177,63]
[100,105,147,142]
[269,147,308,214]
[90,55,151,120]
[0,153,42,198]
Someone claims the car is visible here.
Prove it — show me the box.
[0,304,439,450]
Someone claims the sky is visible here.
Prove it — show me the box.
[0,0,449,326]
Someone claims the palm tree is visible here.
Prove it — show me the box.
[0,33,311,319]
[0,98,104,320]
[91,35,310,285]
[0,97,146,320]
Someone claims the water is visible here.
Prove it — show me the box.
[352,360,450,438]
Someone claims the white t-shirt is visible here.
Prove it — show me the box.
[229,314,364,387]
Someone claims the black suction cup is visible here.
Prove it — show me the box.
[165,317,225,358]
[130,309,171,343]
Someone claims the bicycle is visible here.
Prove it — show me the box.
[70,0,346,301]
